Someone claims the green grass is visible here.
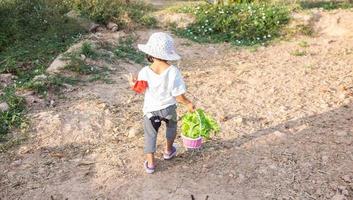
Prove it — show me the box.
[0,0,154,138]
[298,40,309,48]
[24,75,80,96]
[300,1,353,10]
[174,3,290,45]
[114,36,147,65]
[291,49,307,56]
[81,42,98,59]
[0,87,26,138]
[69,0,157,27]
[0,0,86,137]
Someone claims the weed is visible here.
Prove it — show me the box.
[81,42,98,59]
[298,24,314,36]
[68,0,156,27]
[64,54,101,75]
[299,41,309,48]
[114,37,147,64]
[0,87,26,137]
[23,75,80,96]
[291,49,307,56]
[174,3,290,45]
[300,1,353,10]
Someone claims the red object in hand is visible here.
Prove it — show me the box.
[132,80,148,94]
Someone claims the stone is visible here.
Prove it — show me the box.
[33,74,48,82]
[336,130,348,136]
[80,54,86,61]
[47,55,69,74]
[226,80,233,85]
[47,41,85,74]
[11,159,22,167]
[128,125,143,138]
[331,194,346,200]
[235,117,244,124]
[342,175,352,183]
[339,93,348,100]
[0,102,9,112]
[107,22,118,32]
[96,26,106,32]
[322,155,329,163]
[89,23,100,32]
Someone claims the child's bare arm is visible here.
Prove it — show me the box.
[176,94,195,112]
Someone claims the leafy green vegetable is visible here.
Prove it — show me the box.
[181,109,220,139]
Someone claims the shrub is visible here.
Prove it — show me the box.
[68,0,156,26]
[0,87,26,137]
[174,3,290,45]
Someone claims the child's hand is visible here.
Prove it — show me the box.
[187,102,196,112]
[125,73,137,87]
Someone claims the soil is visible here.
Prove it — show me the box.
[1,8,353,200]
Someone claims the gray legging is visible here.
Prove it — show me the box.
[143,105,177,153]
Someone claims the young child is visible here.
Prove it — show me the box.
[128,32,195,174]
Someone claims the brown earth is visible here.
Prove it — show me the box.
[1,9,353,200]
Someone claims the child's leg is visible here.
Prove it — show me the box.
[165,106,177,153]
[143,116,158,167]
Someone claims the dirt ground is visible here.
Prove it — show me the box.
[1,8,353,200]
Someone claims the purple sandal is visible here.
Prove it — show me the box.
[163,146,177,160]
[144,161,155,174]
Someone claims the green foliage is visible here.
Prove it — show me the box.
[0,0,84,135]
[175,3,290,45]
[298,40,309,48]
[23,75,79,96]
[212,0,260,5]
[291,49,307,56]
[81,42,98,59]
[0,87,26,137]
[300,1,353,10]
[181,109,220,139]
[68,0,156,26]
[114,37,147,64]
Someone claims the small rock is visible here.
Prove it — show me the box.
[0,102,9,112]
[89,23,100,32]
[226,80,233,85]
[331,194,346,200]
[321,103,330,109]
[112,26,119,32]
[18,146,31,154]
[182,165,189,169]
[11,159,22,167]
[326,39,336,44]
[238,173,245,182]
[235,117,244,124]
[49,100,55,107]
[280,106,289,112]
[96,26,106,32]
[336,130,348,136]
[322,155,329,163]
[128,125,142,138]
[80,54,86,61]
[339,93,348,100]
[342,175,352,183]
[343,99,351,104]
[107,22,118,31]
[33,74,48,82]
[220,115,230,122]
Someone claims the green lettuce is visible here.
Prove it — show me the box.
[181,109,220,139]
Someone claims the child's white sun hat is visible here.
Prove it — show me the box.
[138,32,181,61]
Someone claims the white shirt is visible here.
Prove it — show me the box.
[138,65,186,114]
